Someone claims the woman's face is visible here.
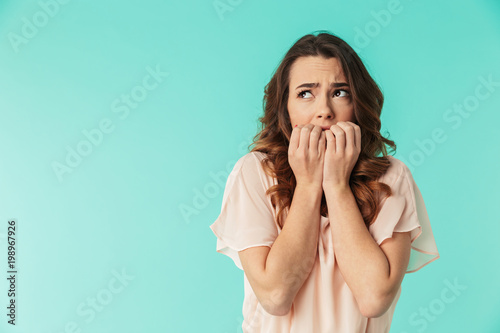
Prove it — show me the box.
[287,56,355,130]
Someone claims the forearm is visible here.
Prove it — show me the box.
[265,183,322,313]
[325,184,390,313]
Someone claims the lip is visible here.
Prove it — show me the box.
[320,125,333,131]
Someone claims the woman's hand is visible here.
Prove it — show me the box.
[323,121,361,188]
[288,124,326,188]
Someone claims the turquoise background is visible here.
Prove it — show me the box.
[0,0,499,332]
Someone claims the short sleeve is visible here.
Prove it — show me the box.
[368,157,440,273]
[209,152,279,270]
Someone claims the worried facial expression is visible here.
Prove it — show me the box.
[287,56,355,131]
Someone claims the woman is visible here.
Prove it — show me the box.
[209,31,439,332]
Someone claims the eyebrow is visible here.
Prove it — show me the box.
[295,82,349,90]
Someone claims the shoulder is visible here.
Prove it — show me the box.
[379,155,411,185]
[233,151,277,188]
[231,151,271,178]
[247,151,268,162]
[234,151,268,168]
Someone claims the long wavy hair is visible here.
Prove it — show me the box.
[247,31,397,230]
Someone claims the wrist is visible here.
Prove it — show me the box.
[295,182,323,193]
[322,182,351,195]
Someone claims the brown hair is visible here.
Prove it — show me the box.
[248,30,397,230]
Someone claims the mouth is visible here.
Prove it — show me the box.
[320,126,332,131]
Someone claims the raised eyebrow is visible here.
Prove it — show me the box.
[295,82,349,90]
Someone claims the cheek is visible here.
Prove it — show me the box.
[344,105,355,121]
[335,103,355,118]
[287,105,302,125]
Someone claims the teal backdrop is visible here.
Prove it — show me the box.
[0,0,499,332]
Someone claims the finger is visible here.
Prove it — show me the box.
[318,130,326,153]
[324,129,336,154]
[309,125,322,154]
[337,122,355,153]
[353,123,361,151]
[289,125,300,152]
[343,121,361,151]
[329,124,345,154]
[299,124,314,150]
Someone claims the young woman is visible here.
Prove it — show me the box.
[210,31,439,333]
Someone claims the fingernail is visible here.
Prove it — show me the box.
[294,125,297,127]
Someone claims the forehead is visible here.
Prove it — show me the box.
[289,56,346,83]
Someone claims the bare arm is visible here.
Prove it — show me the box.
[239,183,322,316]
[240,124,325,316]
[322,121,411,318]
[326,185,412,318]
[263,183,322,315]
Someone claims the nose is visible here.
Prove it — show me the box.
[315,96,335,120]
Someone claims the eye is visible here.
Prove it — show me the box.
[297,89,350,99]
[333,89,350,98]
[297,89,312,98]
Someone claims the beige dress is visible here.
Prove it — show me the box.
[209,151,439,333]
